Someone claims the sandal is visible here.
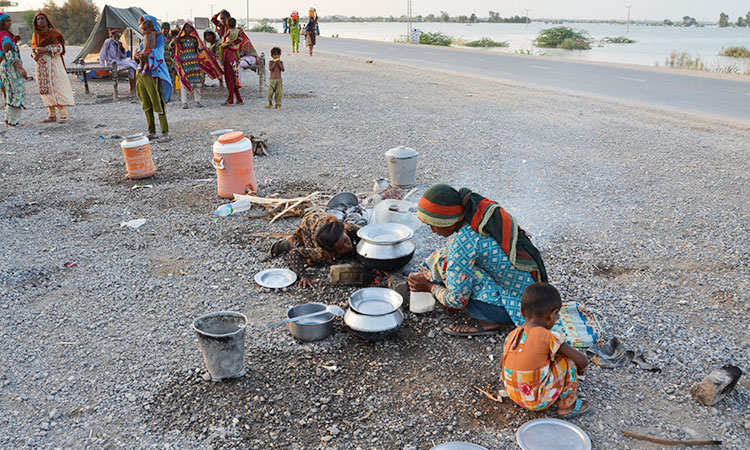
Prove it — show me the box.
[41,116,57,123]
[556,399,590,419]
[222,102,234,107]
[443,318,501,337]
[58,117,68,124]
[146,134,158,141]
[157,136,172,143]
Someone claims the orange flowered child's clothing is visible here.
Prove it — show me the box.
[502,326,578,411]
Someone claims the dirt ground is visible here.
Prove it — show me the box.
[1,42,748,449]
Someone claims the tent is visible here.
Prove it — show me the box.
[73,5,147,63]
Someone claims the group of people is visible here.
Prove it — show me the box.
[1,11,74,127]
[269,184,592,418]
[286,10,319,56]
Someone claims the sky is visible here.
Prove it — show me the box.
[15,1,750,22]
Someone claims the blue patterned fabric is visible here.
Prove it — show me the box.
[139,15,172,102]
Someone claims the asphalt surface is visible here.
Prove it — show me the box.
[249,32,750,125]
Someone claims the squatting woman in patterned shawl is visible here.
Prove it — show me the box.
[173,21,222,109]
[0,11,27,127]
[31,11,74,123]
[134,15,172,142]
[408,184,548,336]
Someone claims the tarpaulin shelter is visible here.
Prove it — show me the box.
[73,5,147,63]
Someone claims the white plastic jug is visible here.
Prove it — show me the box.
[409,291,435,313]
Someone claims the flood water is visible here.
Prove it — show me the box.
[271,21,750,70]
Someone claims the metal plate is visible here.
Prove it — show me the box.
[124,132,145,140]
[357,223,413,245]
[430,443,488,450]
[348,287,403,316]
[254,269,297,289]
[516,418,591,450]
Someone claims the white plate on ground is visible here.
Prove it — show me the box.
[254,269,297,289]
[516,418,591,450]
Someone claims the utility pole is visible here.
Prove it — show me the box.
[210,4,214,16]
[246,0,249,29]
[406,0,412,39]
[625,5,632,33]
[524,9,530,28]
[190,9,193,21]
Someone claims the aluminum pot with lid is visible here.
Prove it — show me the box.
[344,288,404,341]
[355,223,415,271]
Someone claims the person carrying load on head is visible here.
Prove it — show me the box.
[290,11,301,53]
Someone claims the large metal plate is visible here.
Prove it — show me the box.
[516,418,591,450]
[254,269,297,289]
[357,223,413,245]
[430,443,488,450]
[348,287,403,316]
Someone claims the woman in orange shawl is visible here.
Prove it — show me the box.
[31,11,74,123]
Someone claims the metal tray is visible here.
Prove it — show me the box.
[430,443,488,450]
[357,223,413,245]
[516,418,591,450]
[254,268,297,289]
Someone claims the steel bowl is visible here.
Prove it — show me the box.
[344,307,404,341]
[286,302,334,342]
[348,287,403,315]
[356,223,416,271]
[327,192,359,209]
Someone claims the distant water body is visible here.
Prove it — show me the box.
[273,21,750,69]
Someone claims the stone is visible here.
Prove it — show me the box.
[48,409,60,420]
[387,274,410,303]
[690,365,743,406]
[40,422,50,431]
[329,264,372,286]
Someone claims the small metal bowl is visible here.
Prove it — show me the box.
[327,192,359,209]
[286,303,334,342]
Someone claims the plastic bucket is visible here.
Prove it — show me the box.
[192,311,248,381]
[120,133,155,179]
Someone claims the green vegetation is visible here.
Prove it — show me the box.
[535,27,591,50]
[719,13,730,28]
[40,0,98,45]
[249,23,278,33]
[720,46,750,58]
[464,37,509,48]
[663,51,705,70]
[602,36,636,44]
[488,11,527,23]
[419,31,453,46]
[681,16,698,27]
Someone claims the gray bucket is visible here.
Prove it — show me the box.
[192,311,248,381]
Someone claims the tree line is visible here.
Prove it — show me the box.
[21,0,98,45]
[718,11,750,28]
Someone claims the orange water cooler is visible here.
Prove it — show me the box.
[212,131,257,198]
[120,133,155,179]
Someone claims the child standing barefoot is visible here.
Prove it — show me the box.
[265,47,284,109]
[502,283,590,417]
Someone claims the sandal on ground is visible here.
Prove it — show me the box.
[443,318,501,337]
[275,105,282,110]
[182,103,189,109]
[237,101,244,105]
[196,102,204,108]
[222,102,234,107]
[556,399,590,419]
[41,116,57,123]
[58,117,68,124]
[146,134,158,141]
[265,104,273,109]
[157,136,172,143]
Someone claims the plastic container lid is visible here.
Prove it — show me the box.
[218,131,245,145]
[385,145,418,159]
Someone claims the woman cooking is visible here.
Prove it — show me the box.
[269,212,360,288]
[408,184,548,337]
[31,11,74,124]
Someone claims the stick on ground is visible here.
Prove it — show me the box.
[622,431,721,446]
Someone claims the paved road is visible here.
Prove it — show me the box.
[250,33,750,125]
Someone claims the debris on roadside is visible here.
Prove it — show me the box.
[690,365,742,406]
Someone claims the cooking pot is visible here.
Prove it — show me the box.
[286,302,334,342]
[344,288,404,341]
[356,223,415,272]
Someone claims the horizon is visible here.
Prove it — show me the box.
[10,1,750,23]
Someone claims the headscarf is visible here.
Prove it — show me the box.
[31,11,66,55]
[0,12,15,54]
[418,184,548,282]
[173,21,223,92]
[138,15,172,103]
[109,28,121,38]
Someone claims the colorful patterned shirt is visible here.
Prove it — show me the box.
[429,224,534,325]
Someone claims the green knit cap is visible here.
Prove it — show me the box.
[417,184,465,227]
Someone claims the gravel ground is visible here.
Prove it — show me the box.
[1,42,748,449]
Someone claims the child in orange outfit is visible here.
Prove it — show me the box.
[502,283,591,417]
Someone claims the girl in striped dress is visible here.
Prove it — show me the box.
[173,22,222,109]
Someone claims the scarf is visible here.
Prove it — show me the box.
[174,21,223,92]
[31,11,65,55]
[418,184,548,282]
